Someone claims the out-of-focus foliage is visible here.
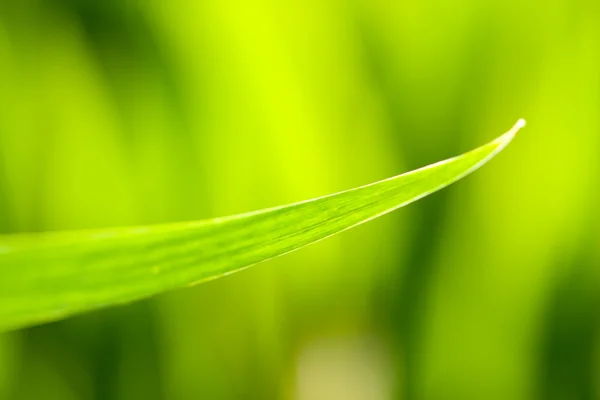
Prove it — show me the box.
[0,0,598,399]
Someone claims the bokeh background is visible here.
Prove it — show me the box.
[0,0,599,399]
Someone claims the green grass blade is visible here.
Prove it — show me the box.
[0,120,524,331]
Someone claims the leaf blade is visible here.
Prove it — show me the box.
[0,120,524,331]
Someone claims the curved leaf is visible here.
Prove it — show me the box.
[0,120,525,331]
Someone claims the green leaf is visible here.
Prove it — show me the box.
[0,120,524,331]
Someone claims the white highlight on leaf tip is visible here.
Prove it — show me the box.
[507,118,527,137]
[495,118,526,149]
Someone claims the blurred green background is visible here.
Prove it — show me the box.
[0,0,599,399]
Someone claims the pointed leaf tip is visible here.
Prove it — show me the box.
[0,120,523,331]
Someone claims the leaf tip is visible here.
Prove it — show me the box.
[509,118,526,137]
[494,118,526,150]
[516,118,527,130]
